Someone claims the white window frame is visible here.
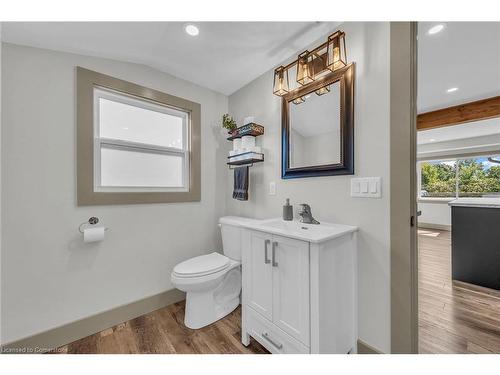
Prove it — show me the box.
[93,87,190,193]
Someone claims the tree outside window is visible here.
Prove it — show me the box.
[420,155,500,199]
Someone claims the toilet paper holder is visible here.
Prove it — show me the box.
[78,217,109,234]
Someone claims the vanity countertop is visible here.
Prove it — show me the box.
[448,198,500,208]
[239,217,358,244]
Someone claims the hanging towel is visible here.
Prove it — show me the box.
[233,166,249,201]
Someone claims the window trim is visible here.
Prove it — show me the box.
[92,87,190,193]
[77,67,201,205]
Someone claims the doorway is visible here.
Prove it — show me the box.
[416,22,500,353]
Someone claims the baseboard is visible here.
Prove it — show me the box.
[357,339,384,354]
[418,222,451,231]
[1,288,185,353]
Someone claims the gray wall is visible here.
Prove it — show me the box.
[1,43,228,344]
[226,22,391,352]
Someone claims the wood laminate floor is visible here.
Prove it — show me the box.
[418,228,500,354]
[55,303,268,354]
[54,229,499,354]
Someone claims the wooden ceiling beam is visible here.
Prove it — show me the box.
[417,96,500,131]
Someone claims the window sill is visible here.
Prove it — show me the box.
[418,198,455,204]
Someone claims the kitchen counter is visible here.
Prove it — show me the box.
[449,198,500,208]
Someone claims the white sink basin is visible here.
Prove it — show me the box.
[241,218,357,243]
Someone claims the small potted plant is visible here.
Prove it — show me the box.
[222,113,238,136]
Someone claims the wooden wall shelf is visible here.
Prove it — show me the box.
[227,123,264,141]
[227,152,264,168]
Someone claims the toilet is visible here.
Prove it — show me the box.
[171,216,252,329]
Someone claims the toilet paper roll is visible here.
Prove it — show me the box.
[233,138,242,151]
[241,135,255,149]
[84,226,105,243]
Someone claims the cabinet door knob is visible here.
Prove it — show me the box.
[272,241,278,267]
[264,239,271,264]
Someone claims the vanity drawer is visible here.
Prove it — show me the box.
[246,307,309,354]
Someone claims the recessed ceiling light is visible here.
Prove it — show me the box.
[428,24,445,35]
[447,87,458,93]
[430,138,436,142]
[185,24,199,36]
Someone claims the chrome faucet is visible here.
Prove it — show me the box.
[298,204,320,224]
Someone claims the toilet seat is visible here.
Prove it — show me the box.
[173,252,230,278]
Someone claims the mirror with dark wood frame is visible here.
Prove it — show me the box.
[281,63,355,179]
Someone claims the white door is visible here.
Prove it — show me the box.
[271,235,310,345]
[246,230,273,321]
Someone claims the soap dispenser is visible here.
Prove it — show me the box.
[283,198,293,221]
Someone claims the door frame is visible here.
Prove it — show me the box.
[390,21,419,354]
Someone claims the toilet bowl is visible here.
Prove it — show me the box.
[171,216,253,329]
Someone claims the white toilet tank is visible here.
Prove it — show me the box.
[219,216,254,261]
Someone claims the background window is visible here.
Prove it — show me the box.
[420,159,457,198]
[93,88,189,192]
[419,155,500,199]
[458,156,500,198]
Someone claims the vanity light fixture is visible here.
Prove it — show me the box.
[326,31,347,72]
[271,29,348,97]
[273,66,290,96]
[292,96,306,105]
[315,85,330,96]
[296,51,315,86]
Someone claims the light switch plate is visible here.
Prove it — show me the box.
[269,181,276,196]
[360,181,369,193]
[351,177,382,198]
[353,181,361,193]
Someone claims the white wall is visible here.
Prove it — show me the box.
[418,134,500,160]
[418,202,451,227]
[226,22,391,352]
[0,43,228,344]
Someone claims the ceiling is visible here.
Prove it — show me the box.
[417,117,500,145]
[2,21,498,104]
[1,22,339,95]
[418,22,500,113]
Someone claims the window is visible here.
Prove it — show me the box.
[94,88,189,192]
[458,156,500,198]
[419,155,500,199]
[77,67,200,205]
[420,159,457,198]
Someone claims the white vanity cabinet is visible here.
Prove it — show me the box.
[240,220,357,354]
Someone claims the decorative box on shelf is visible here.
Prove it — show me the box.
[227,123,264,141]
